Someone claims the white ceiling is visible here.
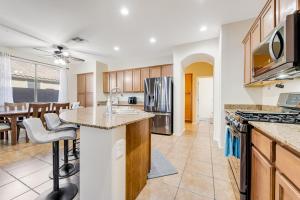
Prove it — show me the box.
[0,0,265,62]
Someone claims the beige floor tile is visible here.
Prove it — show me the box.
[213,164,230,181]
[179,172,214,199]
[214,179,236,200]
[0,180,30,200]
[19,166,52,188]
[175,188,213,200]
[13,190,39,200]
[137,181,178,200]
[185,160,213,177]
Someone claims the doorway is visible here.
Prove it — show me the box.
[197,77,214,122]
[185,74,193,122]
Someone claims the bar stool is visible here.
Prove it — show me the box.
[23,118,78,200]
[44,113,80,179]
[52,103,80,161]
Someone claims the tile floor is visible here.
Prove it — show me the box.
[0,121,236,200]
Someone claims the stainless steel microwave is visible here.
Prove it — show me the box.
[252,11,300,81]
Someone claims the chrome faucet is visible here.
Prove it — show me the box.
[106,87,123,115]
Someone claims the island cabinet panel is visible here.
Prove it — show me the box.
[140,68,150,92]
[109,71,117,90]
[124,70,133,92]
[276,144,300,189]
[103,72,110,93]
[261,0,276,39]
[161,64,173,77]
[275,171,300,200]
[277,0,299,24]
[133,69,141,92]
[126,119,150,200]
[117,71,124,92]
[251,147,275,200]
[244,34,252,84]
[149,66,161,78]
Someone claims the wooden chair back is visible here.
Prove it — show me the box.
[52,103,70,115]
[27,103,51,123]
[4,102,27,111]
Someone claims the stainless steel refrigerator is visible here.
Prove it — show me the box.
[144,77,173,135]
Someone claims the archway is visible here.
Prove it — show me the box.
[181,54,215,124]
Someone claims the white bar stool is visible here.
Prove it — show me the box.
[44,113,80,179]
[23,118,78,200]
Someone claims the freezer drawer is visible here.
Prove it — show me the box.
[151,113,173,135]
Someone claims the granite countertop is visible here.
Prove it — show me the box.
[59,106,154,130]
[249,121,300,154]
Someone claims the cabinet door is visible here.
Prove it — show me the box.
[185,74,193,122]
[77,93,86,107]
[133,69,141,92]
[251,147,275,200]
[124,70,133,92]
[275,171,300,200]
[109,72,117,90]
[161,65,173,77]
[251,19,261,51]
[277,0,299,24]
[140,68,150,92]
[244,34,252,85]
[117,71,124,92]
[261,0,276,39]
[77,74,86,94]
[103,72,110,93]
[149,66,161,78]
[85,73,94,93]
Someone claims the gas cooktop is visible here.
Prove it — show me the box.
[235,111,300,124]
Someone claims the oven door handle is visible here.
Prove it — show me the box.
[269,29,284,62]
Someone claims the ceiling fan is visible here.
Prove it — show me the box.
[34,45,85,66]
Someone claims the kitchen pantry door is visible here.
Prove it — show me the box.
[185,74,193,122]
[197,77,213,121]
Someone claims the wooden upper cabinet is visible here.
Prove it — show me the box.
[77,74,86,94]
[140,68,150,92]
[244,34,252,85]
[261,0,276,39]
[161,65,173,77]
[251,19,261,51]
[103,72,110,93]
[149,66,161,78]
[117,71,124,92]
[277,0,299,24]
[275,171,300,200]
[251,147,275,200]
[109,72,117,90]
[133,69,141,92]
[124,70,133,92]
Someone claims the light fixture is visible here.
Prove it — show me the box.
[54,58,67,65]
[149,37,157,44]
[14,70,18,74]
[120,7,129,16]
[277,73,288,79]
[200,26,207,32]
[114,46,120,51]
[60,59,66,65]
[62,52,69,57]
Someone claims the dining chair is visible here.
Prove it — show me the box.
[0,117,10,140]
[4,102,27,111]
[17,103,51,142]
[51,102,70,114]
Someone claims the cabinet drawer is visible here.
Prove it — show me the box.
[276,145,300,189]
[252,129,275,162]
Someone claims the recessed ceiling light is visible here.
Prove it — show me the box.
[120,7,129,16]
[149,37,157,44]
[200,26,207,32]
[114,46,120,51]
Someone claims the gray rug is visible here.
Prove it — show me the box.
[148,149,178,179]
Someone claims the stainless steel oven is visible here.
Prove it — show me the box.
[252,11,300,80]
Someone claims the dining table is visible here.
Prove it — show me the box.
[0,107,29,145]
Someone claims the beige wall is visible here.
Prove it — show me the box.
[184,62,213,123]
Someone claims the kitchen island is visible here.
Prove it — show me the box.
[60,106,154,200]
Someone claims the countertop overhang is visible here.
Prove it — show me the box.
[60,106,154,130]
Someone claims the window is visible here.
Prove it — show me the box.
[11,59,60,103]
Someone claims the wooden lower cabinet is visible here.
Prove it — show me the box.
[251,147,275,200]
[275,171,300,200]
[77,73,94,107]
